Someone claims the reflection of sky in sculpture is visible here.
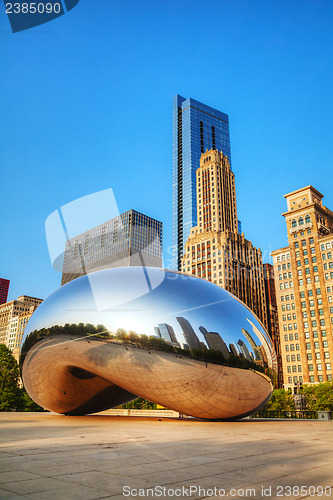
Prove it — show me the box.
[22,268,275,368]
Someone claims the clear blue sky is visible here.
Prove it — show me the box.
[1,0,333,302]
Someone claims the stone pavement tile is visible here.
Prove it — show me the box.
[1,457,70,474]
[54,471,153,493]
[183,455,276,476]
[0,471,41,485]
[175,454,241,466]
[101,460,183,477]
[171,473,256,492]
[0,488,34,499]
[134,468,211,486]
[0,453,17,459]
[237,461,333,484]
[244,471,333,500]
[287,463,333,485]
[0,477,68,495]
[97,496,131,500]
[9,449,110,462]
[24,484,112,500]
[73,452,132,464]
[25,462,100,478]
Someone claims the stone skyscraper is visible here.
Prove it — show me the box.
[181,149,267,328]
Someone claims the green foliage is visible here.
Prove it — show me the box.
[0,344,21,411]
[300,382,333,411]
[265,388,295,411]
[17,388,43,412]
[264,383,333,412]
[0,344,42,412]
[121,398,157,410]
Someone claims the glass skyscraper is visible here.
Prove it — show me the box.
[61,210,162,285]
[172,95,231,270]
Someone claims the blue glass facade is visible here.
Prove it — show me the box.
[172,95,231,270]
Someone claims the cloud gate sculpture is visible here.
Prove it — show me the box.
[20,267,277,420]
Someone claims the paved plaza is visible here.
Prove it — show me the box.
[0,412,332,500]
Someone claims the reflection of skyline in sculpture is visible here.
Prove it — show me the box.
[229,342,242,358]
[242,328,263,362]
[176,316,201,350]
[237,339,252,361]
[200,328,230,360]
[246,318,276,371]
[153,317,268,368]
[155,323,179,346]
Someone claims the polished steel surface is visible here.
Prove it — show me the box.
[20,267,277,419]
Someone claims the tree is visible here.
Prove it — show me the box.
[0,344,21,411]
[300,382,333,411]
[122,398,157,410]
[0,344,42,412]
[18,388,42,412]
[264,388,295,411]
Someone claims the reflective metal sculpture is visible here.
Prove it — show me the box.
[20,268,277,420]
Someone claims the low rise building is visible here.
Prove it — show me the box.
[0,295,43,361]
